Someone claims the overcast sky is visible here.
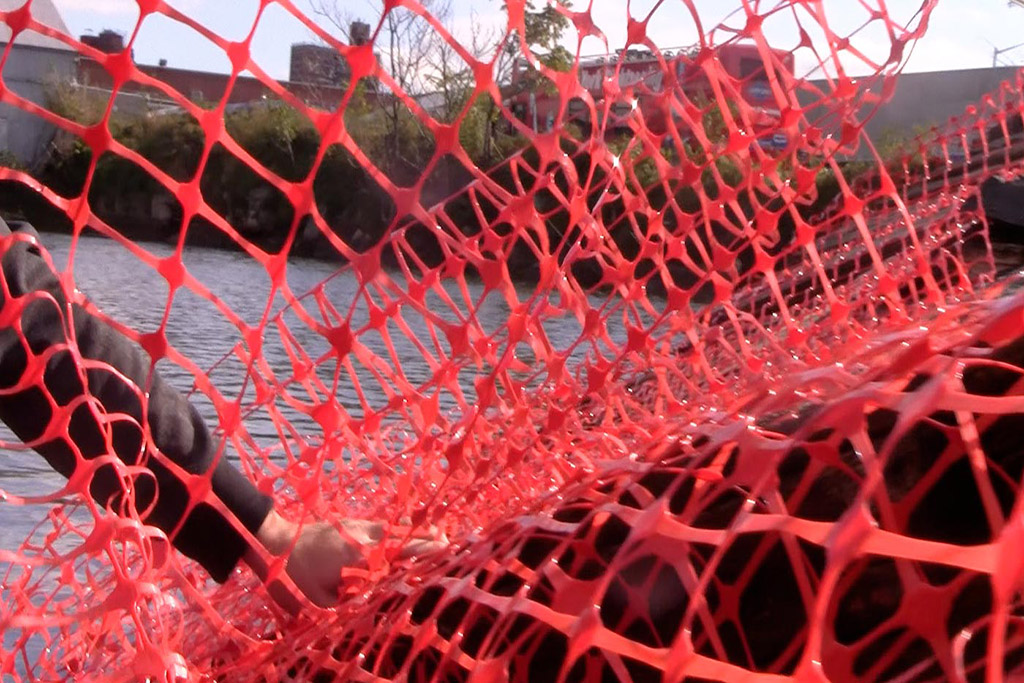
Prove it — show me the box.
[48,0,1024,82]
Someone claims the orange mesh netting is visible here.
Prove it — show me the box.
[2,0,1024,680]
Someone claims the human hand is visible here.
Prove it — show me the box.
[244,511,447,614]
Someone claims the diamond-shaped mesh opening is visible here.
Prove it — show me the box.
[197,142,297,254]
[347,82,438,189]
[88,150,184,241]
[311,142,397,255]
[33,129,92,198]
[113,109,206,185]
[225,99,322,183]
[132,11,233,106]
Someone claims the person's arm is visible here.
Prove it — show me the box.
[0,218,274,581]
[0,218,444,612]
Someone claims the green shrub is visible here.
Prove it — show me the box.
[117,112,206,182]
[226,104,321,182]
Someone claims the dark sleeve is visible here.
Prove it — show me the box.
[0,219,273,582]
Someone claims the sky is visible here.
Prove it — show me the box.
[46,0,1024,83]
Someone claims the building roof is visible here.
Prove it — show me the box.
[0,0,74,52]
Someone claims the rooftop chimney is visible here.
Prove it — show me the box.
[289,43,351,85]
[350,21,371,46]
[80,29,125,54]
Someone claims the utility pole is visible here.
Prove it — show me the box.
[993,40,1024,67]
[995,0,1024,66]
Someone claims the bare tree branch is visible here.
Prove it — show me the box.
[309,0,453,171]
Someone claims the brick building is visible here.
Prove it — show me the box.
[289,21,371,86]
[75,30,348,111]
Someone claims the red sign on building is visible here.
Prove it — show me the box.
[507,42,794,151]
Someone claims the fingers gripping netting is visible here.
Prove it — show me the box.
[0,0,1022,679]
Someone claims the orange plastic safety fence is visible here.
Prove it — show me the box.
[0,0,1023,680]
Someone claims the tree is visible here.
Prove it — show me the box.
[421,9,524,164]
[452,0,571,158]
[308,0,575,170]
[311,0,452,175]
[501,0,573,83]
[423,23,476,125]
[517,0,572,58]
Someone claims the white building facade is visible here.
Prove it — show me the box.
[0,0,76,166]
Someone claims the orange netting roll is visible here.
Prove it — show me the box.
[0,0,1023,680]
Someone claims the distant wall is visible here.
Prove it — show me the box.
[0,43,76,166]
[802,66,1022,159]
